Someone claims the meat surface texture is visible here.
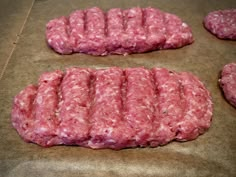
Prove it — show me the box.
[219,63,236,107]
[46,7,194,56]
[11,67,213,149]
[203,9,236,40]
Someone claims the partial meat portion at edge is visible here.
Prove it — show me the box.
[219,63,236,107]
[203,9,236,40]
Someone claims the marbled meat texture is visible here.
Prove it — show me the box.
[11,67,213,149]
[219,63,236,107]
[57,68,92,145]
[204,9,236,40]
[46,7,194,55]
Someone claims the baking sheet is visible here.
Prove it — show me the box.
[0,0,236,176]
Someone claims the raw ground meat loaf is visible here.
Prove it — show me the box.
[46,7,194,56]
[11,67,213,149]
[219,63,236,107]
[203,9,236,40]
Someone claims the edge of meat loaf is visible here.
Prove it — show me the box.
[11,67,213,149]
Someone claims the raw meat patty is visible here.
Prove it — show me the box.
[219,63,236,107]
[46,7,194,56]
[11,67,213,149]
[204,9,236,40]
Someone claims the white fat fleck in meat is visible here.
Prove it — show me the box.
[106,139,116,143]
[19,100,25,107]
[60,131,69,138]
[104,127,114,136]
[182,23,188,28]
[36,95,43,104]
[55,35,60,39]
[35,126,49,134]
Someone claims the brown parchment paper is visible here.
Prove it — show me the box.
[0,0,34,78]
[0,0,236,176]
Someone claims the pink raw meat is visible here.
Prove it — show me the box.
[57,68,92,145]
[11,67,213,149]
[106,8,126,54]
[88,68,134,149]
[69,10,86,53]
[150,68,184,146]
[124,68,155,147]
[32,70,63,146]
[11,85,38,143]
[204,9,236,40]
[46,7,194,55]
[176,72,213,140]
[219,63,236,107]
[143,7,166,51]
[46,17,72,54]
[162,13,194,49]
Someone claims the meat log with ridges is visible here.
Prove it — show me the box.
[46,7,194,55]
[124,68,155,147]
[82,7,107,55]
[106,8,125,54]
[57,68,92,145]
[122,7,147,54]
[143,7,166,51]
[32,70,64,146]
[150,68,185,146]
[88,68,134,149]
[69,10,86,53]
[11,67,213,149]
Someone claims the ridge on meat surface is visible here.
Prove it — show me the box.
[219,63,236,107]
[11,67,213,149]
[203,9,236,40]
[46,7,194,56]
